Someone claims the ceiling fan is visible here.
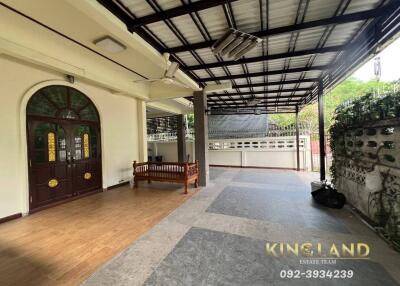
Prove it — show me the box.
[134,53,190,88]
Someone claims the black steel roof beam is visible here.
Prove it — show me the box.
[302,0,400,106]
[185,45,345,70]
[199,66,327,82]
[207,94,308,101]
[210,102,301,108]
[165,5,391,53]
[232,78,317,88]
[208,88,310,97]
[128,0,239,30]
[211,110,296,114]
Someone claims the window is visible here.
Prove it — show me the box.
[27,86,99,122]
[32,123,66,163]
[73,125,98,159]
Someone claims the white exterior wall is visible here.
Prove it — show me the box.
[0,56,145,218]
[209,136,312,170]
[148,141,195,162]
[149,136,312,170]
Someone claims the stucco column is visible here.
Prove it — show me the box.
[295,106,300,171]
[193,90,209,186]
[137,100,148,162]
[177,114,187,162]
[318,79,326,181]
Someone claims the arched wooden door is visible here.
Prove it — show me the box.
[27,86,102,211]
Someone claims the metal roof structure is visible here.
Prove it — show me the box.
[208,114,268,139]
[99,0,400,114]
[147,115,178,134]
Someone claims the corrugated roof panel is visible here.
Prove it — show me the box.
[293,27,326,50]
[175,52,197,65]
[231,0,262,33]
[268,0,299,29]
[119,0,153,17]
[243,61,265,72]
[194,70,210,78]
[233,78,249,85]
[305,0,339,22]
[324,21,366,46]
[169,15,205,44]
[280,72,304,80]
[266,59,285,71]
[209,67,228,77]
[299,82,315,88]
[225,65,244,75]
[249,77,265,84]
[267,74,286,82]
[267,34,292,54]
[155,0,186,11]
[146,22,182,47]
[287,55,314,68]
[312,53,339,66]
[197,6,229,40]
[345,0,382,13]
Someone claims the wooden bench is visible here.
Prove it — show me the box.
[133,161,199,194]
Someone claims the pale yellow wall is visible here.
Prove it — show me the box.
[0,56,143,218]
[137,100,148,162]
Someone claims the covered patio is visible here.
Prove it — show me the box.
[1,0,400,285]
[83,167,400,285]
[1,167,399,285]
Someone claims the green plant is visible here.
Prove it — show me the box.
[330,90,400,251]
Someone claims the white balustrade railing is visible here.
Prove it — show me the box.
[209,136,307,151]
[148,130,195,142]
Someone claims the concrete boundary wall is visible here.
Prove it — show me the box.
[149,136,312,170]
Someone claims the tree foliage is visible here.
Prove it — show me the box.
[270,78,397,131]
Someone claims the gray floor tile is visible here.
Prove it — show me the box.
[233,169,305,186]
[143,227,398,286]
[206,185,349,233]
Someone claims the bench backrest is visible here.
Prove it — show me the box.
[133,160,199,179]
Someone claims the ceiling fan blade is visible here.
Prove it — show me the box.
[170,78,190,89]
[165,62,180,78]
[162,52,170,62]
[133,78,160,83]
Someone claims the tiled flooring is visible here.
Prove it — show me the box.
[0,182,197,286]
[84,168,400,286]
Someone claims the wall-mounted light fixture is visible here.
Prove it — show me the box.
[212,29,263,60]
[94,36,126,53]
[66,75,75,84]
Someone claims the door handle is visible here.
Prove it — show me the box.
[67,151,72,164]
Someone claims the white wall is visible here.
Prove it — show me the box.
[148,141,195,162]
[0,56,144,218]
[208,136,312,170]
[148,136,312,170]
[210,150,308,169]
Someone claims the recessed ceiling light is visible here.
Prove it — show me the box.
[94,36,126,53]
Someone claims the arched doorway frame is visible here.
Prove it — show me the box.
[19,80,106,214]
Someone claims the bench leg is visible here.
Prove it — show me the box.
[194,179,198,188]
[134,179,138,188]
[148,179,151,184]
[184,182,188,194]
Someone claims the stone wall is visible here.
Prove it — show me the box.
[333,118,400,245]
